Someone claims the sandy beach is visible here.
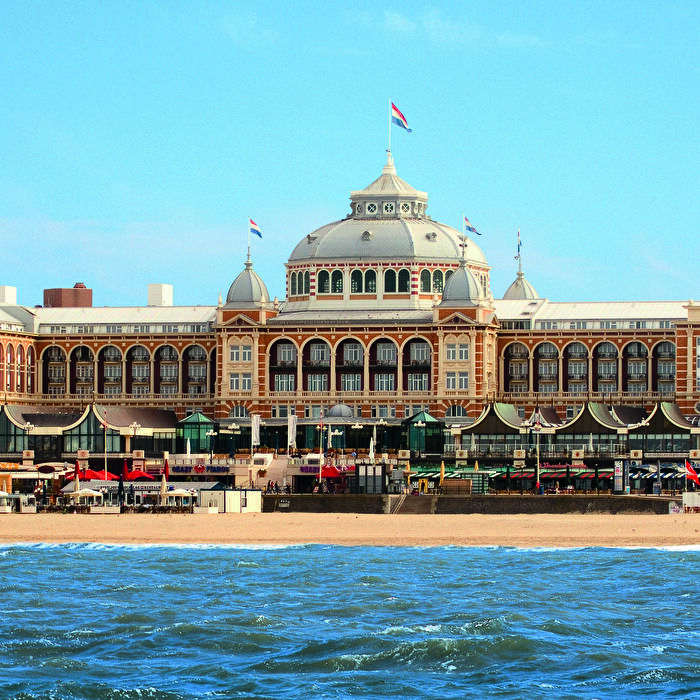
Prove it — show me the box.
[0,512,699,547]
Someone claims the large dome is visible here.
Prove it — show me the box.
[288,153,487,266]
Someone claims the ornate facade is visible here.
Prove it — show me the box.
[2,153,700,449]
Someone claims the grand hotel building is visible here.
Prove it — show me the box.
[2,153,700,465]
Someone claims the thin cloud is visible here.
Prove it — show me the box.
[221,11,279,49]
[362,6,542,49]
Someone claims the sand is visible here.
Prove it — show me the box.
[0,512,699,547]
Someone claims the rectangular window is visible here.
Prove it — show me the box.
[569,361,586,376]
[446,372,456,390]
[570,321,587,329]
[538,362,557,376]
[106,325,122,333]
[309,343,329,364]
[241,373,252,391]
[134,325,151,333]
[374,373,395,392]
[104,366,122,379]
[446,344,456,361]
[341,374,361,391]
[277,345,296,363]
[343,343,363,364]
[161,325,178,333]
[307,374,328,391]
[160,364,177,378]
[242,345,252,362]
[598,360,616,376]
[458,344,469,361]
[274,374,295,392]
[407,373,428,391]
[458,372,469,390]
[160,385,177,396]
[410,344,431,362]
[376,343,397,364]
[230,346,240,362]
[630,320,647,329]
[600,320,617,329]
[229,374,240,391]
[133,365,149,379]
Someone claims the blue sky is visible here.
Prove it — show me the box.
[2,1,698,308]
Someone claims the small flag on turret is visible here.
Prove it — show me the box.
[464,215,480,236]
[249,219,262,238]
[391,103,412,132]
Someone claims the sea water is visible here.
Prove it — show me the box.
[0,544,697,699]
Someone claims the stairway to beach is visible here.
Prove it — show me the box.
[393,495,435,515]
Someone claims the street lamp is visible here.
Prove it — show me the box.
[230,423,240,461]
[415,420,426,457]
[206,429,217,463]
[522,412,542,493]
[351,423,363,458]
[376,418,387,452]
[129,421,141,453]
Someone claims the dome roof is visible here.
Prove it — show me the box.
[326,403,354,418]
[287,153,487,266]
[440,259,482,307]
[225,259,270,308]
[503,271,539,300]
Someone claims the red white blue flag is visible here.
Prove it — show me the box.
[249,219,262,238]
[391,102,412,132]
[464,215,480,236]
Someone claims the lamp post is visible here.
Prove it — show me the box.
[377,418,387,453]
[128,421,141,453]
[522,412,542,494]
[230,423,240,460]
[206,429,217,463]
[415,420,426,457]
[351,423,363,459]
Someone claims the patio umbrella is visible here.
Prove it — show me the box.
[474,460,479,472]
[74,464,80,493]
[117,471,125,506]
[160,473,167,504]
[127,469,154,480]
[122,459,129,481]
[83,468,118,480]
[164,459,170,480]
[439,461,445,486]
[368,438,375,463]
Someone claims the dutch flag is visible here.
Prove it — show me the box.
[249,219,263,238]
[391,102,412,132]
[464,215,480,236]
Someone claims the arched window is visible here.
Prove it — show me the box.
[433,270,443,293]
[16,345,24,392]
[26,347,34,393]
[445,404,468,417]
[420,269,431,293]
[398,269,410,293]
[303,271,310,295]
[445,269,453,284]
[384,269,396,293]
[6,345,14,391]
[317,270,330,294]
[351,270,363,293]
[331,270,343,293]
[365,269,376,293]
[290,272,297,296]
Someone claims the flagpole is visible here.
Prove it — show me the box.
[247,219,251,262]
[388,99,392,154]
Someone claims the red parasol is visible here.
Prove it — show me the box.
[122,459,129,481]
[127,469,154,480]
[83,468,119,480]
[164,458,169,480]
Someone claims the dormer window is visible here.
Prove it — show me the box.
[361,230,373,241]
[426,231,437,241]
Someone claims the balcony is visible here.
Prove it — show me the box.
[509,350,528,359]
[568,373,587,380]
[306,359,330,368]
[132,375,150,383]
[597,351,617,359]
[104,376,122,383]
[188,374,206,382]
[371,360,397,368]
[567,351,587,359]
[627,372,647,380]
[509,372,528,381]
[657,351,676,359]
[272,360,297,369]
[340,359,363,367]
[657,373,675,381]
